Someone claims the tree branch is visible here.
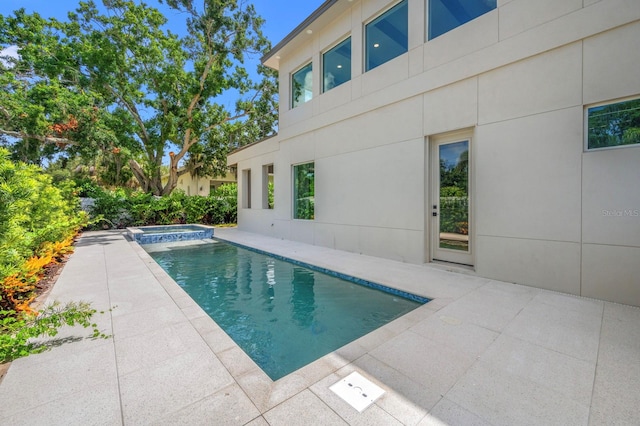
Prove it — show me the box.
[176,167,194,177]
[0,129,78,145]
[186,37,218,119]
[103,82,150,143]
[0,106,11,120]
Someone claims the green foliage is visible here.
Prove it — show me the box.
[89,187,132,228]
[0,1,278,194]
[439,197,469,234]
[439,152,468,195]
[294,163,314,220]
[73,177,103,198]
[440,186,466,197]
[588,98,640,149]
[0,148,87,283]
[268,181,274,209]
[439,147,468,234]
[85,183,238,229]
[0,302,108,363]
[212,183,239,224]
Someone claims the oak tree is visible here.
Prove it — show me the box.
[0,0,278,194]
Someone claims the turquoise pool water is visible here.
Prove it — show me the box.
[146,240,425,380]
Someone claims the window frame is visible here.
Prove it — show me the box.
[322,36,352,93]
[364,0,409,73]
[291,62,313,109]
[242,168,251,209]
[292,162,315,220]
[262,164,274,209]
[585,95,640,152]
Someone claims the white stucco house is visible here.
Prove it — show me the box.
[163,170,237,196]
[228,0,640,306]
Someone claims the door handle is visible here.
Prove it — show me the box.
[432,212,438,217]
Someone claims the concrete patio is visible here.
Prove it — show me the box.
[1,228,639,425]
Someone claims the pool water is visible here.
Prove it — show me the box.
[146,240,425,380]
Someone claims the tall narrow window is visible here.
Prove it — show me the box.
[323,38,351,92]
[587,97,640,150]
[242,169,251,209]
[262,164,274,209]
[293,163,314,220]
[428,0,496,40]
[365,0,408,72]
[291,63,313,108]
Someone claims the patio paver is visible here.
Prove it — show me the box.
[0,229,639,425]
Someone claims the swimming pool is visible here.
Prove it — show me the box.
[145,240,427,380]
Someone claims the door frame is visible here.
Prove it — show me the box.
[428,130,474,266]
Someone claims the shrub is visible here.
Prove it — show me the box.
[439,196,469,234]
[0,149,87,312]
[211,183,238,224]
[0,150,105,363]
[85,182,238,228]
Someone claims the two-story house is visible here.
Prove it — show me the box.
[228,0,640,306]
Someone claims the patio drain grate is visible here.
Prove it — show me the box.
[330,372,385,412]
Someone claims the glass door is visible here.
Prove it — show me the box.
[431,137,472,265]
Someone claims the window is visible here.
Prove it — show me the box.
[262,164,274,209]
[323,38,351,92]
[587,97,640,150]
[293,163,314,220]
[428,0,496,40]
[242,169,251,208]
[291,63,313,108]
[365,1,408,72]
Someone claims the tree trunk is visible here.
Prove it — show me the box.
[161,154,180,196]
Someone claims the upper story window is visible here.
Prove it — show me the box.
[365,0,408,72]
[291,62,313,108]
[323,37,352,92]
[428,0,496,40]
[587,97,640,150]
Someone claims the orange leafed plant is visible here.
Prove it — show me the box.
[1,236,76,315]
[39,236,75,259]
[1,274,37,315]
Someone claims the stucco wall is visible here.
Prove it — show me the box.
[229,0,640,306]
[173,171,236,197]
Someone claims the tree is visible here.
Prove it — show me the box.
[0,10,118,165]
[0,0,278,195]
[439,148,468,194]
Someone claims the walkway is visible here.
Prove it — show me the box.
[0,229,638,425]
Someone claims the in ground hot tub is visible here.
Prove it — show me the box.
[127,224,213,244]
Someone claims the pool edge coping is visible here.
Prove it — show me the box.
[125,233,439,413]
[213,237,431,305]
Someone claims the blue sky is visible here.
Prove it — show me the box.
[0,0,324,93]
[0,1,323,47]
[0,1,324,159]
[440,140,468,169]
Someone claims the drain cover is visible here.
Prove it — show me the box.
[329,372,385,412]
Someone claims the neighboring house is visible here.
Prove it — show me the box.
[165,169,237,196]
[228,0,640,306]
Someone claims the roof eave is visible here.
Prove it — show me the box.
[261,0,339,69]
